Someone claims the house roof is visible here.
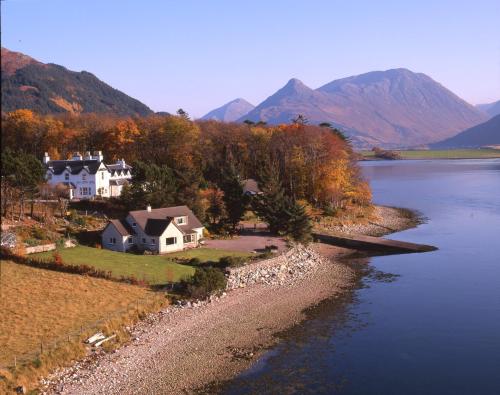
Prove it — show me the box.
[144,218,173,236]
[106,163,132,171]
[129,205,203,236]
[242,178,261,194]
[46,159,103,175]
[108,219,135,236]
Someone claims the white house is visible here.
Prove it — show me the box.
[102,205,204,253]
[43,151,132,199]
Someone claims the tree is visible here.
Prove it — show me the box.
[220,164,249,231]
[176,108,190,120]
[1,149,45,220]
[121,161,177,210]
[292,114,308,125]
[284,200,312,243]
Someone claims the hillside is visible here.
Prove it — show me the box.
[202,98,254,122]
[476,100,500,118]
[431,114,500,148]
[241,69,487,148]
[1,47,153,116]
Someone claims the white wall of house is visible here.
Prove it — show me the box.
[102,225,127,252]
[158,223,185,253]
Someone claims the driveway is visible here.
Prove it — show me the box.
[204,233,288,253]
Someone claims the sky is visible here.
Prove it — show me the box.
[2,0,500,117]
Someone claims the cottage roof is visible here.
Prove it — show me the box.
[242,178,261,194]
[106,163,132,171]
[46,159,102,175]
[129,205,203,235]
[108,219,135,237]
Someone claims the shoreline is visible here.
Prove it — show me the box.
[42,206,420,395]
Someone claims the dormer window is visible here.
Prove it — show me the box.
[175,216,187,225]
[82,173,87,181]
[132,222,137,227]
[47,173,52,180]
[65,173,69,181]
[101,172,105,180]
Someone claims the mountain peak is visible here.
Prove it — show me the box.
[1,47,41,76]
[201,98,255,122]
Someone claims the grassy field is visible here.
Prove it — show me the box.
[32,245,250,285]
[0,260,162,391]
[360,148,500,160]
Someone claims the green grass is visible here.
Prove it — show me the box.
[360,148,500,160]
[31,246,250,285]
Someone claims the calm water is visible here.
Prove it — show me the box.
[223,159,500,395]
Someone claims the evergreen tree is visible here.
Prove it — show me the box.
[284,199,312,243]
[220,164,249,231]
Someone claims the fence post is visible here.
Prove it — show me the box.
[40,340,43,355]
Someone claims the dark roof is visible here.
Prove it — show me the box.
[129,205,203,235]
[108,219,135,237]
[144,218,172,236]
[46,159,102,175]
[106,163,132,171]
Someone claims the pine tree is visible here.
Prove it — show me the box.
[220,164,249,231]
[284,199,312,243]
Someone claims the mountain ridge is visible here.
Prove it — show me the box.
[239,69,487,147]
[431,114,500,148]
[1,47,153,116]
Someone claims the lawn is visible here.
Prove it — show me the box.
[32,245,251,285]
[0,260,161,391]
[360,148,500,160]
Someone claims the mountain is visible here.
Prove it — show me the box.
[201,98,255,122]
[476,100,500,118]
[1,47,153,116]
[431,114,500,148]
[240,69,487,148]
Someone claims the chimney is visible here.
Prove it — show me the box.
[146,205,152,212]
[72,152,83,161]
[92,150,104,162]
[43,152,50,164]
[84,151,92,160]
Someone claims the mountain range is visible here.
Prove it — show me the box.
[431,114,500,148]
[476,100,500,118]
[2,47,495,148]
[234,69,488,147]
[201,98,254,122]
[1,47,153,116]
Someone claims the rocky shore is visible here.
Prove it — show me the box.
[41,206,419,395]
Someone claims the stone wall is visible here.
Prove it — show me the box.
[226,245,328,290]
[25,239,76,255]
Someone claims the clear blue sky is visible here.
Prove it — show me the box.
[2,0,499,117]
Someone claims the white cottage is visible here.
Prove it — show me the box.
[102,205,204,253]
[43,151,132,199]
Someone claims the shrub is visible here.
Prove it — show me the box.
[188,257,202,266]
[181,267,227,299]
[218,256,246,268]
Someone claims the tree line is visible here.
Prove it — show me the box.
[1,109,371,241]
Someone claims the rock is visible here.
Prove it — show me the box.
[15,386,26,394]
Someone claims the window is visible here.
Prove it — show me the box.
[142,238,146,243]
[166,237,177,245]
[109,237,116,244]
[183,234,194,243]
[82,173,87,181]
[101,172,105,180]
[132,222,137,227]
[150,238,156,245]
[47,173,52,180]
[65,173,69,181]
[175,216,187,225]
[128,237,133,244]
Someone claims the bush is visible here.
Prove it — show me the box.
[188,257,202,266]
[181,267,227,299]
[218,256,246,268]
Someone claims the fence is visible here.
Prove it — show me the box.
[0,291,167,372]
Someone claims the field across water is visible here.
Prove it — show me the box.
[361,148,500,160]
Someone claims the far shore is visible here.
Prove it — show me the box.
[359,148,500,161]
[42,205,421,395]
